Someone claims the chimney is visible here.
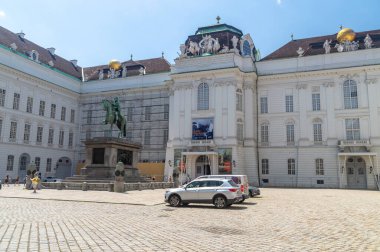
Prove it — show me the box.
[70,59,78,67]
[17,32,25,39]
[47,47,55,55]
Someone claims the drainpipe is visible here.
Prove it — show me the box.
[252,54,261,186]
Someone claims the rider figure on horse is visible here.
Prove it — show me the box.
[112,97,121,123]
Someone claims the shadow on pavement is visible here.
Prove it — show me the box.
[164,204,248,210]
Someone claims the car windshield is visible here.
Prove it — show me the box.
[227,180,238,187]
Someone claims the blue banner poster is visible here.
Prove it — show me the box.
[192,118,214,140]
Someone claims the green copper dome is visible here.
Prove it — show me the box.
[195,24,243,36]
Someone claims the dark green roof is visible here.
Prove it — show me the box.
[195,24,243,36]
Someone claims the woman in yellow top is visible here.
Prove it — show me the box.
[31,174,40,193]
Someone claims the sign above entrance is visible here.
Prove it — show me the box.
[192,118,214,140]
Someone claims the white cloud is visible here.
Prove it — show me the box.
[277,0,282,4]
[0,10,5,18]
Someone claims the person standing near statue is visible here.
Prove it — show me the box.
[31,174,40,193]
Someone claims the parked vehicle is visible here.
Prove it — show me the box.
[42,177,62,182]
[197,175,250,202]
[248,186,260,197]
[165,178,242,209]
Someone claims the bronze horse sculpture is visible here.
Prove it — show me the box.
[101,97,126,138]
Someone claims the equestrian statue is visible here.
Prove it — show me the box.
[101,97,126,138]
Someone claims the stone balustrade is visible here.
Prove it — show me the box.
[42,182,174,192]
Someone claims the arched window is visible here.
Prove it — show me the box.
[343,80,358,109]
[236,89,243,111]
[242,40,251,56]
[237,119,243,141]
[197,83,209,110]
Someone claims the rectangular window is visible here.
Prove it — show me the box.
[345,118,360,140]
[48,128,54,145]
[51,104,56,119]
[316,159,324,175]
[87,110,92,124]
[127,107,133,122]
[237,123,244,141]
[46,158,52,172]
[288,158,295,175]
[145,107,151,121]
[36,126,43,143]
[163,129,168,146]
[286,95,293,112]
[262,159,269,174]
[24,123,31,143]
[260,97,268,114]
[7,155,14,171]
[144,130,150,145]
[286,124,294,143]
[26,97,33,113]
[261,124,269,143]
[35,157,40,171]
[313,123,322,143]
[39,101,45,116]
[68,132,73,147]
[59,130,64,146]
[10,121,17,141]
[70,109,75,123]
[61,107,66,121]
[0,119,2,137]
[317,179,324,184]
[236,93,243,111]
[13,93,20,110]
[0,88,5,106]
[343,80,358,109]
[164,104,169,120]
[312,93,320,111]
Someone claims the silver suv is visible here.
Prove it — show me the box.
[165,178,242,208]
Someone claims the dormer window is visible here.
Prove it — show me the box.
[29,50,39,62]
[242,40,251,57]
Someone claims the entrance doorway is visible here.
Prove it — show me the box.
[195,155,211,177]
[19,153,31,179]
[346,157,367,189]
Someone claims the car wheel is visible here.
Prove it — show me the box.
[213,196,227,209]
[169,195,181,207]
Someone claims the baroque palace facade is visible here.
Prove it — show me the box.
[0,22,379,189]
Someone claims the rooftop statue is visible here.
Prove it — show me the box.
[101,97,126,138]
[231,36,239,53]
[323,40,332,54]
[364,34,373,49]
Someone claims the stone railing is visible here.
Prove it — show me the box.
[42,182,174,192]
[338,139,371,147]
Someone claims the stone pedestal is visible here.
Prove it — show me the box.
[114,161,125,193]
[81,137,141,181]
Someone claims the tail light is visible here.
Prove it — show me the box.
[229,188,237,192]
[240,185,244,192]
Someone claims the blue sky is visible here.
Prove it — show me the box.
[0,0,379,67]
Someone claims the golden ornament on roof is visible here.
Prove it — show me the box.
[337,28,356,43]
[108,59,121,70]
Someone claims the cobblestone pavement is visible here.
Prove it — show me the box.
[0,187,379,252]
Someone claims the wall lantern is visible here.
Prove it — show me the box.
[369,166,373,174]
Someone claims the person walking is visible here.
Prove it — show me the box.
[14,176,19,186]
[31,174,40,193]
[4,175,9,187]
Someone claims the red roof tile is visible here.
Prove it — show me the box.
[262,29,380,61]
[0,26,82,79]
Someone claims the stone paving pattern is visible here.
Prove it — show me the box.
[0,186,379,251]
